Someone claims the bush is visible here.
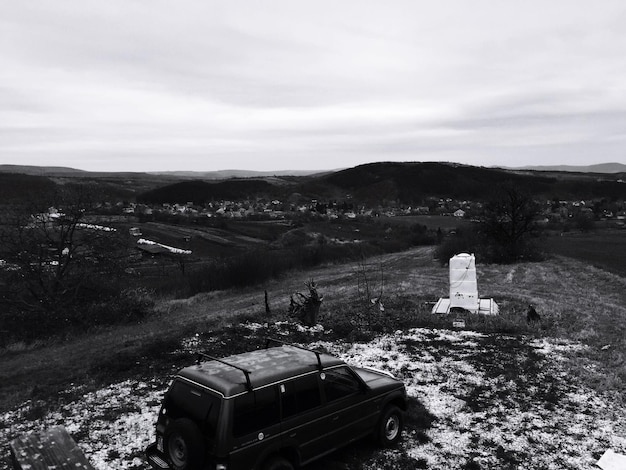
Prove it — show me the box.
[434,227,484,265]
[86,287,155,327]
[182,243,369,298]
[0,285,156,343]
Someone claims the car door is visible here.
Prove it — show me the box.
[320,366,378,448]
[278,373,327,464]
[229,387,282,469]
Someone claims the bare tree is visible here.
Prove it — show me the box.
[0,185,130,332]
[479,182,542,263]
[355,257,385,329]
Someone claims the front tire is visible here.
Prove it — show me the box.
[164,418,205,470]
[377,405,403,446]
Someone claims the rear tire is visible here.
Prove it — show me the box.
[164,418,205,470]
[377,405,403,447]
[262,455,295,470]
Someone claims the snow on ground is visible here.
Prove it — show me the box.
[0,380,164,469]
[310,329,626,469]
[76,223,117,232]
[136,238,192,255]
[1,325,625,469]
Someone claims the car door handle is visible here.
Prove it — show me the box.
[332,416,339,421]
[289,432,297,438]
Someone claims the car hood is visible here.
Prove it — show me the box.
[353,366,404,390]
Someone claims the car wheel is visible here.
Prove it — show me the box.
[378,405,403,446]
[262,455,295,470]
[164,418,205,470]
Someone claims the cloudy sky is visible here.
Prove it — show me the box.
[1,1,625,172]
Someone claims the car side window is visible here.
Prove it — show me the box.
[322,367,361,402]
[233,387,280,437]
[281,374,322,419]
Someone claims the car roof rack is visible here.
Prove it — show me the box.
[265,337,323,371]
[196,352,253,391]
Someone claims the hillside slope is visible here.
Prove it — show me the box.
[317,161,626,202]
[1,247,624,410]
[136,162,626,205]
[137,178,288,204]
[1,247,625,469]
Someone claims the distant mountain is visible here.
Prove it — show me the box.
[149,169,330,179]
[136,161,626,206]
[3,162,626,206]
[306,161,626,203]
[312,162,554,203]
[0,172,56,202]
[137,179,286,204]
[507,162,626,174]
[0,164,159,179]
[0,164,87,176]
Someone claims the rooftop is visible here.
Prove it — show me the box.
[177,345,344,397]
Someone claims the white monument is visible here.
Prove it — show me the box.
[432,253,499,315]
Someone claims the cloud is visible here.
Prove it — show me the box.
[1,0,625,171]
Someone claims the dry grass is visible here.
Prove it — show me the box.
[2,247,625,410]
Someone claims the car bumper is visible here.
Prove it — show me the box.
[146,443,171,469]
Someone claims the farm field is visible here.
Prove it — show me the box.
[382,214,471,231]
[543,229,626,277]
[1,246,625,469]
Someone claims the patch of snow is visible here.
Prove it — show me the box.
[309,328,626,470]
[1,380,163,470]
[530,337,589,357]
[76,223,117,232]
[136,238,192,255]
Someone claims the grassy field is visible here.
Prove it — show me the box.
[543,228,626,277]
[1,246,625,468]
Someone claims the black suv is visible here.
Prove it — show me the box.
[146,339,407,470]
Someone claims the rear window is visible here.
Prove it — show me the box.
[168,380,221,429]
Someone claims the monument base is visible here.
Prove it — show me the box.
[432,298,499,315]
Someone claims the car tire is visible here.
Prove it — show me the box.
[262,455,295,470]
[377,405,403,447]
[164,418,205,470]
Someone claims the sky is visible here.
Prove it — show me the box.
[1,1,626,172]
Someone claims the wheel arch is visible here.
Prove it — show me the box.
[381,390,408,412]
[255,443,300,470]
[258,447,300,470]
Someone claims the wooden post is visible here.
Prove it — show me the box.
[264,290,271,315]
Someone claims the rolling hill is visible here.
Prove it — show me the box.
[133,161,626,205]
[136,178,288,204]
[510,162,626,173]
[2,162,625,206]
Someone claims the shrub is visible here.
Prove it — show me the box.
[86,287,155,326]
[434,227,484,265]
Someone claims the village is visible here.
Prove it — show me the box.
[95,195,626,227]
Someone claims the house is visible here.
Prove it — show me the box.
[453,209,466,218]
